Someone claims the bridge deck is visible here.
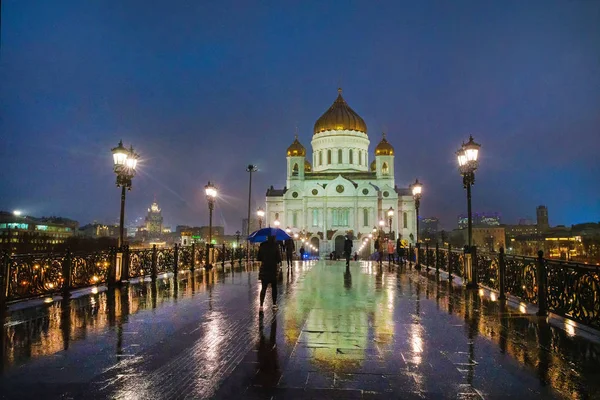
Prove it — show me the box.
[1,260,599,399]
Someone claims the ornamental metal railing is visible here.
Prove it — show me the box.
[0,243,252,307]
[415,244,600,330]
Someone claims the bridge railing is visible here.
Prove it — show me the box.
[417,245,600,330]
[0,243,251,307]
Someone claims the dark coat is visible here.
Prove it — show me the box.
[344,238,353,254]
[258,240,281,281]
[285,239,295,255]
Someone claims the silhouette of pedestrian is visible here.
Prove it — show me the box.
[257,235,281,311]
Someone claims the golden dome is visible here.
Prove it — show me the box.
[375,133,394,156]
[287,135,306,157]
[313,88,367,135]
[370,160,376,172]
[304,160,312,172]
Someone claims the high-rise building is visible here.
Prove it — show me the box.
[420,217,439,234]
[536,205,549,231]
[144,200,163,234]
[458,212,501,229]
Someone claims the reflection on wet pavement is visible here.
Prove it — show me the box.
[1,261,599,399]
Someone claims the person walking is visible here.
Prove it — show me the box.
[344,235,353,268]
[299,245,305,261]
[387,239,395,264]
[396,236,405,265]
[257,235,281,311]
[374,238,381,266]
[284,238,295,268]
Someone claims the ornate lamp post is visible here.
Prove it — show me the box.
[378,219,385,239]
[274,220,281,228]
[111,140,138,249]
[246,165,258,263]
[204,181,217,269]
[411,179,423,269]
[387,207,394,239]
[256,207,265,229]
[457,135,481,288]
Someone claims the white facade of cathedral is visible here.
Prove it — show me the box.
[265,89,417,256]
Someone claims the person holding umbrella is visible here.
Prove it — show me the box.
[257,235,281,311]
[344,234,353,268]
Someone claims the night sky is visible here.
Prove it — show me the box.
[2,1,599,232]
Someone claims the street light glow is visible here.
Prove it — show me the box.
[13,210,22,216]
[274,220,280,227]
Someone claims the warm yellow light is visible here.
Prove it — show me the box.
[257,208,265,218]
[387,207,394,217]
[274,220,280,227]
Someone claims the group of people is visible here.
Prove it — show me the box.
[257,234,407,311]
[374,237,408,265]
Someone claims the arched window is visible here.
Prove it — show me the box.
[293,212,298,227]
[275,212,279,220]
[327,149,332,164]
[338,149,343,164]
[319,151,323,166]
[292,163,299,176]
[349,149,353,164]
[358,151,362,165]
[403,212,408,228]
[363,208,368,226]
[382,162,389,175]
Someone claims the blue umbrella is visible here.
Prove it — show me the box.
[247,227,291,243]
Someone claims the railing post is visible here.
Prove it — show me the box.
[62,249,72,298]
[536,250,548,316]
[426,243,430,271]
[173,244,179,277]
[151,244,158,281]
[122,245,130,282]
[448,243,453,280]
[466,245,478,289]
[108,247,116,286]
[408,244,412,269]
[0,251,10,310]
[499,247,506,301]
[222,243,226,271]
[435,243,440,274]
[190,243,196,272]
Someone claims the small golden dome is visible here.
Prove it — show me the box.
[370,160,376,172]
[287,135,306,157]
[313,88,367,135]
[304,160,312,172]
[375,132,394,156]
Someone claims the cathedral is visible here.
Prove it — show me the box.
[265,89,418,256]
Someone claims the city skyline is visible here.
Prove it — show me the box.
[2,1,599,231]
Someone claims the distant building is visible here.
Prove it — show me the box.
[0,211,78,253]
[420,217,439,234]
[144,200,163,234]
[536,205,549,231]
[458,212,501,229]
[79,223,123,239]
[449,226,505,253]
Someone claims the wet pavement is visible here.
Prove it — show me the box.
[1,261,600,399]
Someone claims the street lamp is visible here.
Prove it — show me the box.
[379,219,385,239]
[111,140,138,249]
[256,207,265,229]
[246,165,258,263]
[205,181,218,269]
[457,135,481,288]
[387,207,394,239]
[456,136,480,249]
[411,179,422,244]
[411,178,423,269]
[274,220,281,228]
